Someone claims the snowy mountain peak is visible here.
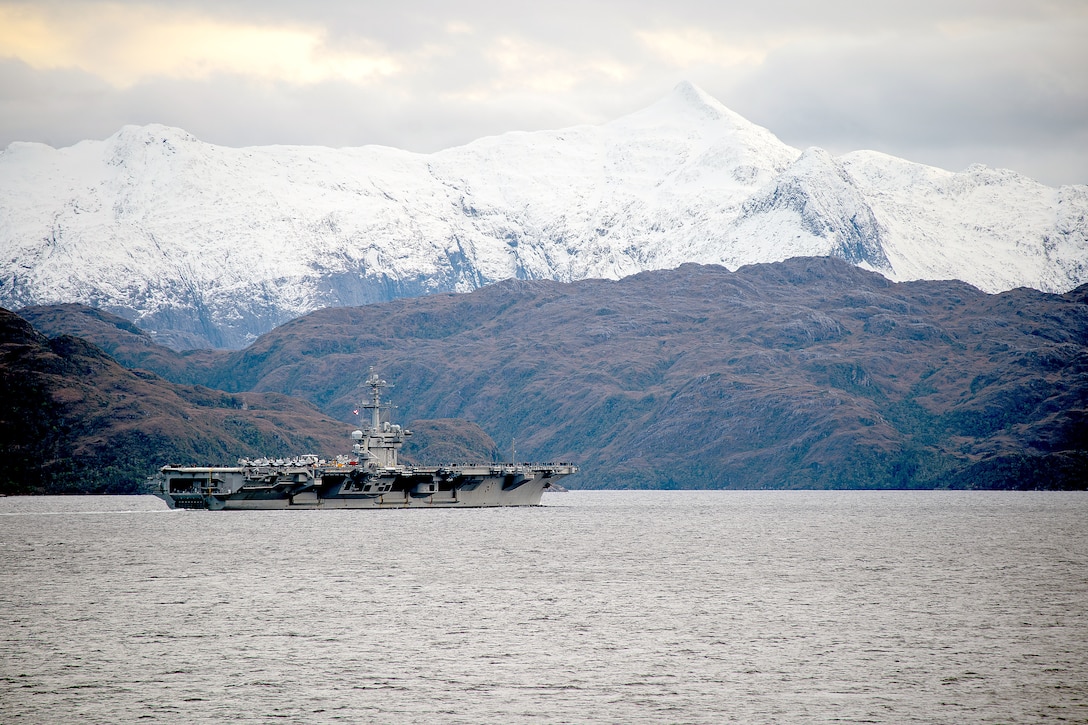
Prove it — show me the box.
[1,84,1086,349]
[653,80,741,122]
[104,124,199,158]
[602,82,798,185]
[630,81,756,138]
[111,123,199,143]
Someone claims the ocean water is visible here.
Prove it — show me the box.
[1,490,1085,724]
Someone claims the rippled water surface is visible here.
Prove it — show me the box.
[2,491,1086,724]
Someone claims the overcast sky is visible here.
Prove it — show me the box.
[1,0,1085,186]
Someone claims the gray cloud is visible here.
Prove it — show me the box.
[1,1,1086,185]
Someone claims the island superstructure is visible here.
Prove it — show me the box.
[152,370,576,509]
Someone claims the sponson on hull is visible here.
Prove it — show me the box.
[152,370,576,510]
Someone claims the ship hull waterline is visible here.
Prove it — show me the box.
[153,465,571,510]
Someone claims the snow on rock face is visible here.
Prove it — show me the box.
[1,83,1086,349]
[732,147,891,271]
[839,152,1088,294]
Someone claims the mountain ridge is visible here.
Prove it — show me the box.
[18,257,1088,491]
[2,82,1086,349]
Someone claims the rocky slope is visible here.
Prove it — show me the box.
[22,257,1088,490]
[3,83,1085,350]
[0,308,350,494]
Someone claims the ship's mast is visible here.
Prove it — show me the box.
[363,368,390,431]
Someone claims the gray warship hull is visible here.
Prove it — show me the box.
[154,462,574,510]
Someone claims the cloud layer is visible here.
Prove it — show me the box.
[1,0,1085,185]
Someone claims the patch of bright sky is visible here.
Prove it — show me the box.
[0,3,399,86]
[635,28,789,68]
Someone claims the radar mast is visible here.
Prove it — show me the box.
[363,368,390,431]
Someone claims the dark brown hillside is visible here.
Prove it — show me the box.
[0,308,348,494]
[19,303,228,383]
[205,258,1088,489]
[20,258,1088,490]
[400,419,502,464]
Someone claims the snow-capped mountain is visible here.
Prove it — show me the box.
[2,81,1085,349]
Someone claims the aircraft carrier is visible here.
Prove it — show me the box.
[152,370,576,510]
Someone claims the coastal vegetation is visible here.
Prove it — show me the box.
[5,258,1087,493]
